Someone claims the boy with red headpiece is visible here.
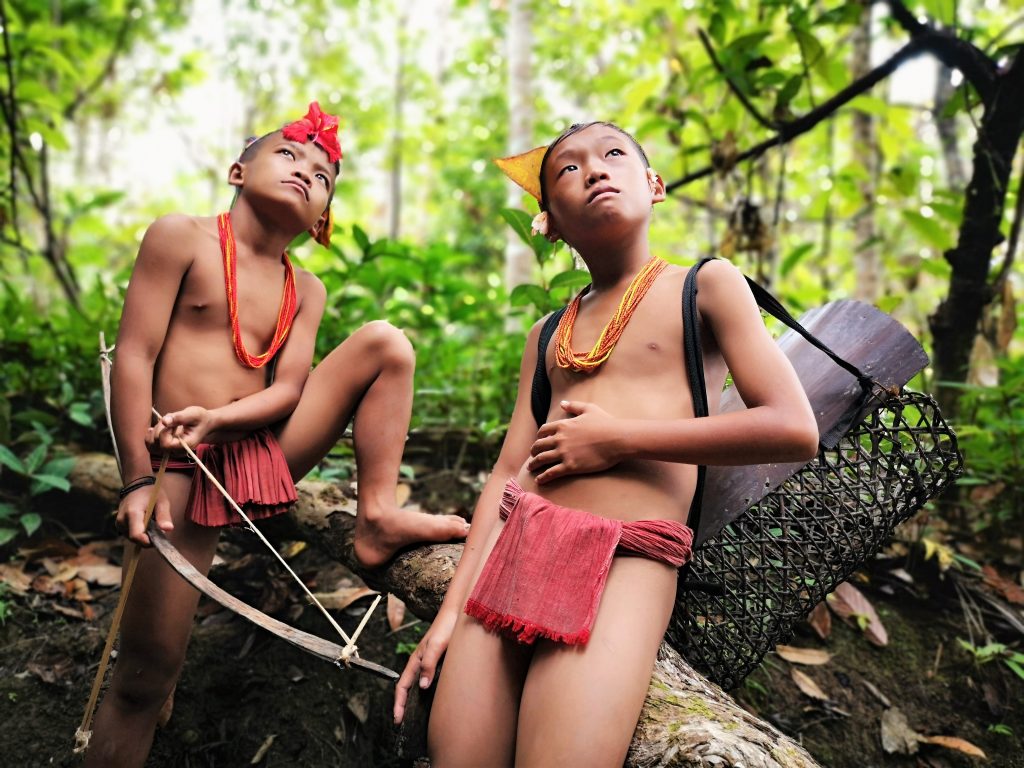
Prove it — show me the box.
[85,103,468,767]
[394,122,819,766]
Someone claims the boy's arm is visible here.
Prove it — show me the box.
[528,260,819,483]
[393,315,545,724]
[155,270,326,446]
[111,215,196,542]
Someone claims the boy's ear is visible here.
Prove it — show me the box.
[228,161,245,189]
[545,213,563,244]
[648,169,667,205]
[309,208,333,248]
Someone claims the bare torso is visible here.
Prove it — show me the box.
[514,266,727,525]
[150,215,312,439]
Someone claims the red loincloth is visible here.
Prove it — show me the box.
[151,428,297,528]
[464,478,693,646]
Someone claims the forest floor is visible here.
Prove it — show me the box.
[0,442,1022,768]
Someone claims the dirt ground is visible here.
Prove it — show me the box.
[1,462,1022,767]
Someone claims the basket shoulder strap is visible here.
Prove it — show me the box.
[531,306,569,427]
[682,258,712,537]
[741,275,872,388]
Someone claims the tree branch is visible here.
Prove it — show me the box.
[64,1,139,120]
[696,28,777,130]
[881,0,998,103]
[666,38,928,193]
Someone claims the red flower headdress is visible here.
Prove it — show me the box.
[282,101,343,163]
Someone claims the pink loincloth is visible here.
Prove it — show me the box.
[151,428,297,528]
[464,478,693,646]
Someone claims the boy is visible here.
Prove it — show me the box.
[86,102,468,767]
[394,122,819,767]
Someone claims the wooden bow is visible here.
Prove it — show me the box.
[147,522,397,680]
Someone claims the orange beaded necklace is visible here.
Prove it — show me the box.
[218,212,298,369]
[554,256,668,373]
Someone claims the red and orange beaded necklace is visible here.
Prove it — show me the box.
[554,255,668,373]
[217,212,298,369]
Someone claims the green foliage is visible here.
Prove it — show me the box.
[0,583,9,624]
[952,354,1024,535]
[0,275,117,546]
[311,226,528,435]
[957,638,1024,682]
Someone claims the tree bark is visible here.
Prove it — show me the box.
[928,49,1024,416]
[68,452,820,767]
[851,5,879,303]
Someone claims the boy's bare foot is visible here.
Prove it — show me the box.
[353,508,469,568]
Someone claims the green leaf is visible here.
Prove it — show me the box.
[0,445,25,475]
[549,269,591,290]
[0,503,17,521]
[780,242,814,277]
[776,74,802,108]
[68,402,93,427]
[708,14,727,45]
[0,528,17,546]
[352,225,370,255]
[19,513,41,536]
[792,28,825,69]
[920,0,956,25]
[902,211,954,251]
[42,454,75,474]
[1004,658,1024,681]
[28,474,71,493]
[509,284,550,311]
[500,208,538,249]
[23,443,46,474]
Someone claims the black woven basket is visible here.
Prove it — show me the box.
[667,388,962,689]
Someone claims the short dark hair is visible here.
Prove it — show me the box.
[538,121,650,210]
[236,129,340,206]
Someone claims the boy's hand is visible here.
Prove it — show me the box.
[116,485,173,547]
[393,609,457,725]
[147,406,215,454]
[528,400,623,484]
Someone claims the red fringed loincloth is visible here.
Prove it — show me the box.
[151,428,297,528]
[464,478,693,646]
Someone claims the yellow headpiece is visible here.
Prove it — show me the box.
[493,145,548,203]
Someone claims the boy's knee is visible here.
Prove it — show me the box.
[109,662,179,713]
[363,320,414,369]
[108,645,184,711]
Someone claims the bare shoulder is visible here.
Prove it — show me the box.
[692,257,747,293]
[137,213,212,269]
[294,266,327,302]
[142,213,211,245]
[692,258,757,321]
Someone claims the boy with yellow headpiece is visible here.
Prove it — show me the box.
[395,122,818,766]
[85,103,469,767]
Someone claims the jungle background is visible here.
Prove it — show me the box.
[1,0,1023,765]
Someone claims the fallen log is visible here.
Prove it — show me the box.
[69,452,819,767]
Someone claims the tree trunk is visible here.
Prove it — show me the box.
[68,453,820,767]
[929,50,1024,417]
[388,6,409,241]
[851,5,879,303]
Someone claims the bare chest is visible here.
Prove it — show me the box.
[172,251,290,344]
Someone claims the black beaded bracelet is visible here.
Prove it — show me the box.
[119,475,156,500]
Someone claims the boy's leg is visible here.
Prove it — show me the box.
[275,320,468,567]
[84,473,221,768]
[514,556,677,768]
[428,611,532,768]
